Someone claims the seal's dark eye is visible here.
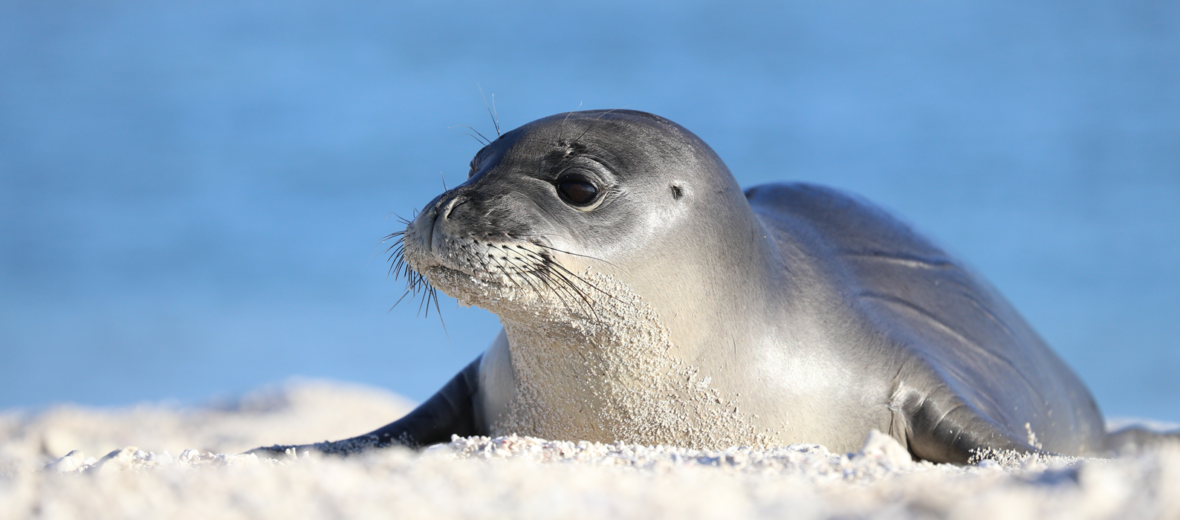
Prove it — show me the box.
[557,176,599,206]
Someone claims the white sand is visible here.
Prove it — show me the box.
[2,380,1178,520]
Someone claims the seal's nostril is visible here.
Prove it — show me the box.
[441,195,467,220]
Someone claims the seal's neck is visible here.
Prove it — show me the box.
[610,205,785,369]
[491,271,768,449]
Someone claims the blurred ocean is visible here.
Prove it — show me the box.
[1,1,1177,423]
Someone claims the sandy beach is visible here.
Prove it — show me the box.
[2,380,1177,520]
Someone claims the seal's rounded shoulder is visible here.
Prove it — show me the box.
[744,182,929,253]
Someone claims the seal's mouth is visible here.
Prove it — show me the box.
[386,215,606,319]
[420,261,511,286]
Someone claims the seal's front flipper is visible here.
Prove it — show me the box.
[246,444,309,459]
[244,357,484,457]
[352,356,484,449]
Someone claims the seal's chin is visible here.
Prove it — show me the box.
[399,218,602,319]
[419,260,501,285]
[419,262,518,297]
[402,244,603,324]
[417,262,554,315]
[405,237,530,287]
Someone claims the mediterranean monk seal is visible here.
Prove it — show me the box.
[255,109,1112,464]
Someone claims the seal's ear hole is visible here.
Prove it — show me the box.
[671,185,684,200]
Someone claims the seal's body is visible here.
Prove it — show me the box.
[259,110,1107,463]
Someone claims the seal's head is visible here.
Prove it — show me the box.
[394,110,783,446]
[397,109,771,334]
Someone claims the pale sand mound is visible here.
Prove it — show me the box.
[2,381,1178,520]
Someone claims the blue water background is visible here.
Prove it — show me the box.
[2,2,1177,422]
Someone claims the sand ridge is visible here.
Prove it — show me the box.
[3,381,1179,520]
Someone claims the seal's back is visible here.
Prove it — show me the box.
[746,182,1106,461]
